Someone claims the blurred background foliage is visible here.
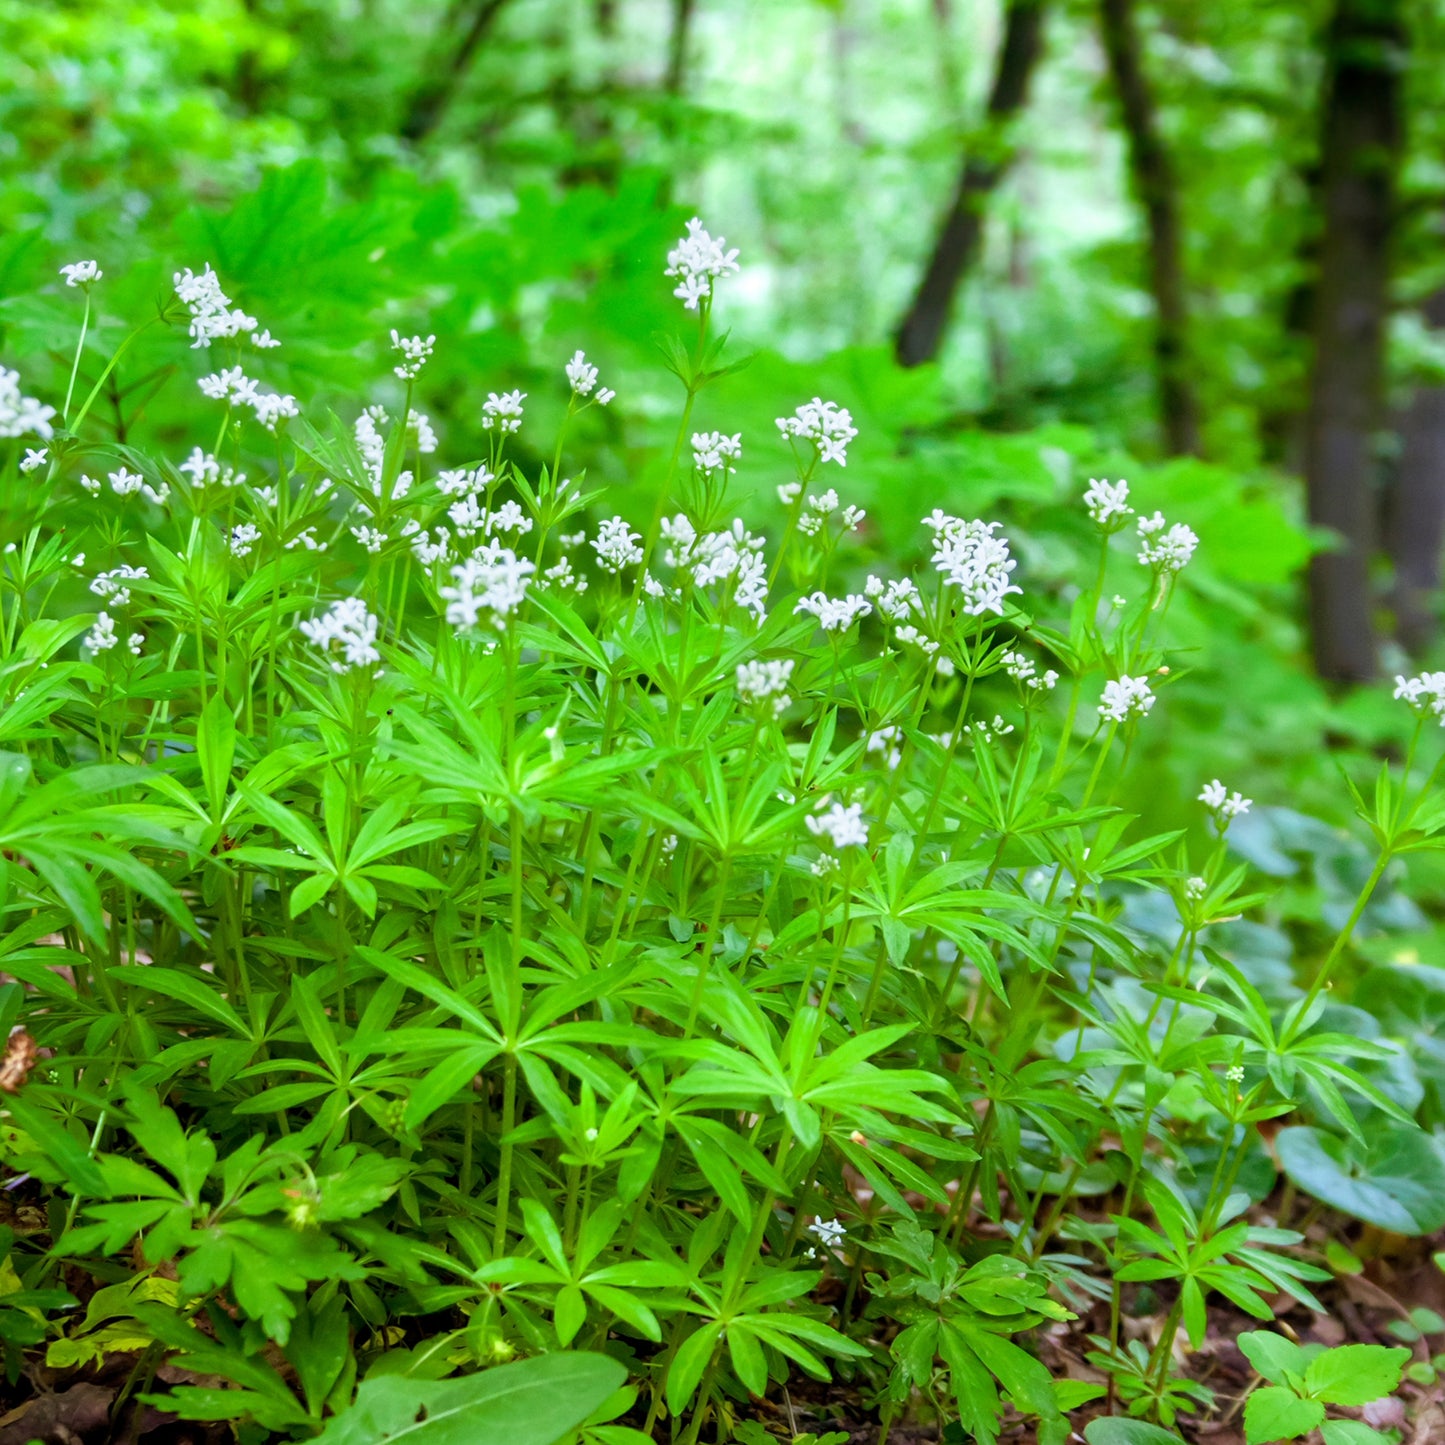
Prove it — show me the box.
[4,0,1445,844]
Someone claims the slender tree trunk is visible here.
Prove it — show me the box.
[1304,0,1406,682]
[399,0,513,143]
[1097,0,1199,455]
[665,0,696,96]
[1387,290,1445,655]
[894,0,1048,368]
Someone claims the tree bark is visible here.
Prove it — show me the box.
[399,0,513,144]
[1303,0,1406,682]
[1386,290,1445,655]
[894,0,1048,368]
[1097,0,1199,456]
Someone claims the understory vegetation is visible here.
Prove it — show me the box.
[0,222,1441,1445]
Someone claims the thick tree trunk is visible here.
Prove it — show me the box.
[1097,0,1199,455]
[1387,289,1445,655]
[894,0,1048,368]
[399,0,513,144]
[1304,0,1406,682]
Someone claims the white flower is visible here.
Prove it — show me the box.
[1185,876,1208,901]
[810,853,840,878]
[1136,512,1198,573]
[928,516,1022,616]
[542,556,588,593]
[806,802,868,850]
[178,448,244,489]
[665,217,740,310]
[198,366,259,405]
[391,330,436,381]
[964,714,1015,742]
[90,564,148,608]
[300,597,382,674]
[807,1216,846,1249]
[229,523,261,557]
[487,500,532,536]
[0,367,56,439]
[866,726,902,770]
[437,465,490,497]
[108,467,144,496]
[83,611,119,654]
[407,408,438,454]
[1098,675,1155,723]
[1198,779,1251,821]
[127,631,144,656]
[439,542,536,630]
[596,387,616,406]
[482,390,526,434]
[173,264,258,348]
[251,329,281,349]
[661,833,679,860]
[1083,478,1132,529]
[775,398,858,466]
[409,528,450,566]
[1394,671,1445,724]
[794,591,872,632]
[894,624,939,656]
[736,658,794,717]
[842,504,866,531]
[565,349,599,397]
[808,489,839,517]
[1000,650,1059,693]
[864,575,921,623]
[250,391,299,432]
[352,525,387,553]
[19,447,46,474]
[1225,1064,1246,1085]
[60,259,103,289]
[80,474,101,494]
[285,527,327,554]
[591,517,643,574]
[777,481,802,506]
[691,431,742,474]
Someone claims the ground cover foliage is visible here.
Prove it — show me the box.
[4,223,1445,1445]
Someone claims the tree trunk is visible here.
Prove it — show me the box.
[894,0,1048,368]
[399,0,513,143]
[665,0,696,96]
[1303,0,1406,682]
[1097,0,1199,456]
[1387,289,1445,655]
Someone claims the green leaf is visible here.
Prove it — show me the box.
[1083,1422,1185,1445]
[1320,1422,1392,1445]
[1276,1125,1445,1234]
[1304,1343,1408,1405]
[312,1350,624,1445]
[1238,1330,1310,1386]
[1243,1386,1326,1444]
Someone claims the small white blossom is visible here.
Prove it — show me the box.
[352,525,388,553]
[90,564,148,608]
[299,597,382,674]
[251,328,280,349]
[229,523,261,558]
[1136,512,1198,573]
[108,467,145,496]
[928,516,1022,616]
[80,474,101,494]
[810,853,840,878]
[482,390,526,434]
[692,431,742,474]
[794,591,872,632]
[1083,478,1133,529]
[964,714,1015,742]
[251,391,299,432]
[591,516,643,574]
[285,527,327,553]
[661,833,679,860]
[866,726,902,770]
[806,801,869,851]
[1225,1065,1245,1085]
[1185,876,1208,901]
[60,259,103,289]
[1098,675,1155,723]
[487,500,532,536]
[178,448,244,489]
[391,331,436,381]
[1395,672,1445,724]
[0,367,55,440]
[173,264,258,348]
[565,349,600,397]
[19,447,46,474]
[83,611,119,654]
[777,481,802,506]
[736,658,794,717]
[542,556,588,593]
[894,624,939,656]
[199,366,259,405]
[865,575,922,623]
[776,398,857,466]
[1000,650,1059,693]
[440,543,536,630]
[807,1217,846,1249]
[665,217,740,310]
[1198,779,1251,822]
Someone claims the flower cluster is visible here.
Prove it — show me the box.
[664,217,740,310]
[299,598,382,674]
[775,398,857,467]
[178,449,245,489]
[440,545,536,631]
[173,264,261,349]
[197,367,298,432]
[794,591,872,632]
[1098,675,1156,723]
[391,331,436,381]
[0,366,55,440]
[926,515,1022,616]
[60,259,103,289]
[90,564,148,608]
[565,350,615,405]
[1137,512,1198,573]
[692,431,741,474]
[806,802,869,850]
[83,611,144,657]
[483,390,525,434]
[865,575,922,624]
[1001,650,1059,693]
[1084,477,1132,530]
[1394,672,1445,724]
[1198,779,1251,824]
[591,517,643,574]
[736,658,794,717]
